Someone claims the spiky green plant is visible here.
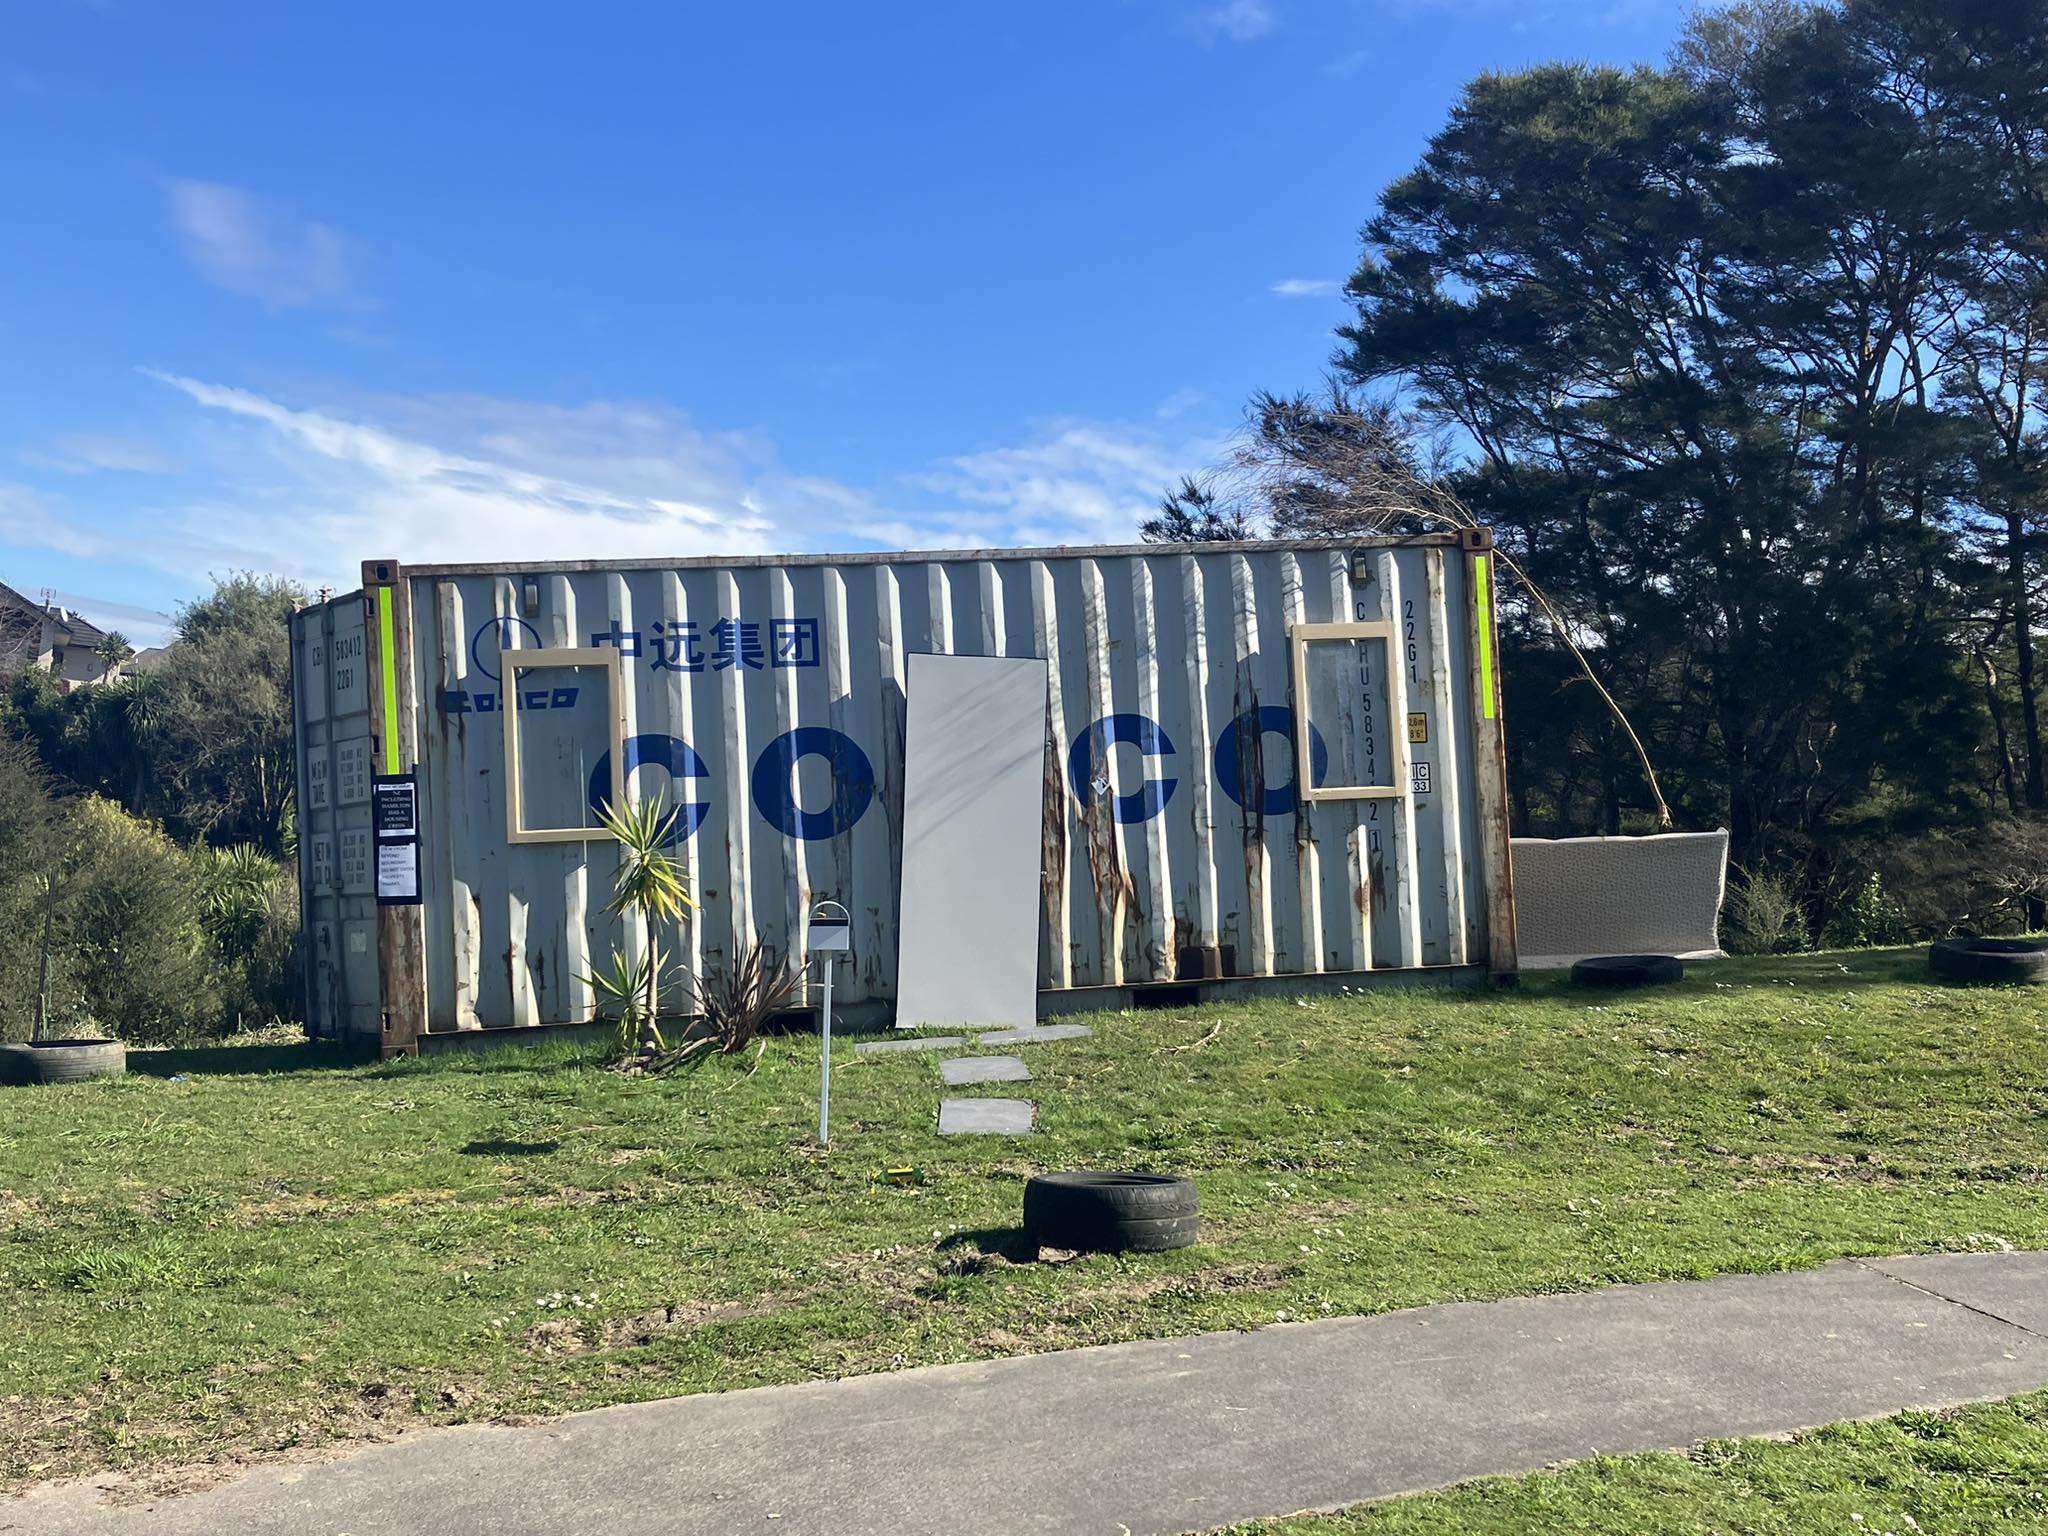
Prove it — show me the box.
[192,844,280,953]
[592,792,694,1054]
[584,945,661,1056]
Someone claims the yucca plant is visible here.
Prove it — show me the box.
[193,844,280,953]
[586,793,694,1055]
[586,945,661,1056]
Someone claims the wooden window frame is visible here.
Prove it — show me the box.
[501,646,626,844]
[1290,620,1409,803]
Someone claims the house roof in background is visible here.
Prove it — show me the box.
[0,577,107,645]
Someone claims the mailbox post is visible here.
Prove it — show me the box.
[809,901,851,1146]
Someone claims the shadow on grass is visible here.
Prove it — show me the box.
[128,1039,377,1078]
[367,1040,615,1078]
[460,1138,562,1157]
[1527,946,1934,1000]
[937,1226,1041,1263]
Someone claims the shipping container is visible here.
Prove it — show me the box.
[290,534,1517,1052]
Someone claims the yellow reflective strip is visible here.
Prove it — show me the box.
[377,585,401,773]
[1474,554,1497,720]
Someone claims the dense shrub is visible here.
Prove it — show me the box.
[1823,872,1912,950]
[1725,867,1809,955]
[60,796,220,1042]
[1871,818,2048,939]
[192,844,300,1028]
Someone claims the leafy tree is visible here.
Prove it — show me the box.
[1846,0,2048,876]
[1140,476,1255,543]
[92,630,133,673]
[1327,9,2004,925]
[150,573,303,852]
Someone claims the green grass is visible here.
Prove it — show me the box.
[1213,1393,2048,1533]
[3,947,2046,1493]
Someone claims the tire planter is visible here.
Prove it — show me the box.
[0,1039,126,1086]
[1570,954,1685,989]
[1023,1171,1199,1254]
[1929,937,2048,987]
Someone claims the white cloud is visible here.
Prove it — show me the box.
[910,420,1225,548]
[166,180,356,310]
[1270,277,1341,298]
[4,379,1232,598]
[1186,0,1275,43]
[131,371,785,583]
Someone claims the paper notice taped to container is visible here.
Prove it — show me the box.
[376,840,420,905]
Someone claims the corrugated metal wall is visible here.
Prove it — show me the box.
[290,598,380,1038]
[294,536,1504,1036]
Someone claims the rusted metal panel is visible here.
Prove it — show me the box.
[293,535,1510,1030]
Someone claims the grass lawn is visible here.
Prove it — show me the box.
[1211,1392,2048,1533]
[4,946,2047,1495]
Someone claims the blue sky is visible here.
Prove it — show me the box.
[2,0,1690,647]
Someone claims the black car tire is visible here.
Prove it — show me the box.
[1929,937,2048,987]
[1023,1172,1200,1253]
[0,1039,127,1085]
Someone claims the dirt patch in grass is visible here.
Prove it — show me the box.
[1067,1260,1295,1311]
[600,1296,795,1348]
[1,1378,455,1509]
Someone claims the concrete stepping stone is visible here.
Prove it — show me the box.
[855,1034,967,1057]
[939,1054,1032,1086]
[977,1024,1093,1047]
[937,1098,1034,1135]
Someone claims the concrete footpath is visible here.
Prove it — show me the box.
[11,1252,2048,1536]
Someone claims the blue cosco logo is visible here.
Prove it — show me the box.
[585,709,1327,843]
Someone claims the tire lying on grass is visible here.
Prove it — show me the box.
[1569,954,1685,989]
[1023,1171,1199,1254]
[1928,937,2048,987]
[0,1039,127,1086]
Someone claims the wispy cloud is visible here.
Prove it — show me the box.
[20,432,179,476]
[166,180,357,310]
[1185,0,1275,44]
[1270,277,1341,298]
[0,480,111,560]
[4,378,1231,597]
[909,419,1225,548]
[132,371,780,580]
